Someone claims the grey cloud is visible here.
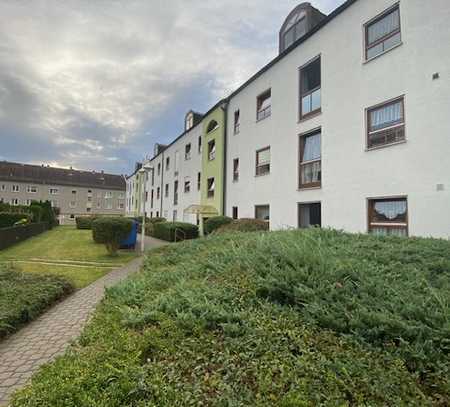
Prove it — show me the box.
[0,0,344,173]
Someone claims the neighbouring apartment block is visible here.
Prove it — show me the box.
[127,0,450,239]
[0,161,126,224]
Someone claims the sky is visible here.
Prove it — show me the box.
[0,0,344,175]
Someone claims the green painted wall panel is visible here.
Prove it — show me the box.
[200,104,226,217]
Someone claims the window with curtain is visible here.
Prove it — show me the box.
[208,140,216,161]
[233,158,239,182]
[257,90,271,121]
[174,151,180,175]
[365,6,401,60]
[368,198,408,236]
[234,110,240,134]
[299,130,321,188]
[255,205,270,221]
[173,181,179,205]
[185,143,191,160]
[256,147,270,176]
[300,56,321,118]
[367,97,405,148]
[184,177,191,193]
[207,178,215,198]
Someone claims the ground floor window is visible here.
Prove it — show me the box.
[368,197,408,236]
[255,205,270,222]
[232,206,238,220]
[298,202,321,228]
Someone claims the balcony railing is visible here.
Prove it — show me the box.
[257,105,271,121]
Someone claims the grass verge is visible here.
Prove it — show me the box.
[0,226,137,288]
[0,266,74,338]
[11,229,450,406]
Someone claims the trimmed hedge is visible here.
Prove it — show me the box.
[0,212,31,228]
[214,218,269,234]
[76,216,97,230]
[0,201,57,227]
[151,221,198,242]
[144,217,167,236]
[204,216,232,235]
[92,217,133,256]
[0,222,49,251]
[0,265,74,338]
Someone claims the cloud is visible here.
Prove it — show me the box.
[0,0,345,174]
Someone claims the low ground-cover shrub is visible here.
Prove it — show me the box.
[92,217,133,256]
[11,229,450,405]
[75,216,98,230]
[0,212,31,228]
[150,221,198,242]
[214,218,269,234]
[204,216,232,235]
[0,265,73,338]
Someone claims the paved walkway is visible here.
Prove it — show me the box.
[0,236,168,406]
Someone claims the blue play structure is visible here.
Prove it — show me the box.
[120,220,138,249]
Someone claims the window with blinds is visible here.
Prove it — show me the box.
[365,6,401,60]
[256,147,270,176]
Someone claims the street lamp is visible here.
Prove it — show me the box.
[138,164,153,253]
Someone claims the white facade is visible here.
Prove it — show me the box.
[226,0,450,239]
[138,124,203,224]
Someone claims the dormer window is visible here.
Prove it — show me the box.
[282,10,307,50]
[279,4,326,54]
[185,112,194,131]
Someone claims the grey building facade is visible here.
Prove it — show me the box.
[0,162,126,224]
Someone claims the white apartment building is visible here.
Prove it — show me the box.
[225,0,450,239]
[129,111,204,224]
[127,0,450,239]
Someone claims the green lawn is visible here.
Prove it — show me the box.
[0,226,137,288]
[11,229,450,406]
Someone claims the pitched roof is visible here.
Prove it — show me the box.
[0,161,125,190]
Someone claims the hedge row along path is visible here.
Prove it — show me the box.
[0,254,150,406]
[0,260,121,269]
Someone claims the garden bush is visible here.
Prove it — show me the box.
[0,212,31,228]
[0,265,73,338]
[143,217,166,236]
[75,216,97,230]
[92,217,133,256]
[214,218,269,234]
[204,215,232,235]
[11,229,450,406]
[150,221,198,242]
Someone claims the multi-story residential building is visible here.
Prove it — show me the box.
[127,0,450,239]
[0,161,126,224]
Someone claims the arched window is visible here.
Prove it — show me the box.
[282,9,307,51]
[207,120,219,133]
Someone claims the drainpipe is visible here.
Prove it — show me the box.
[221,100,229,217]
